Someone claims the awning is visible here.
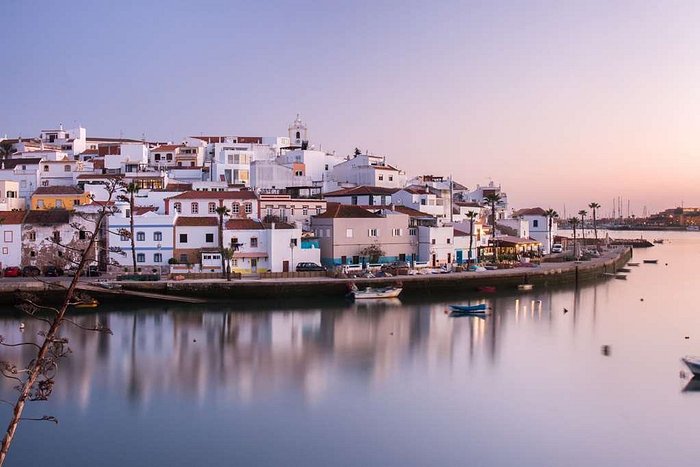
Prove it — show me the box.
[234,252,268,258]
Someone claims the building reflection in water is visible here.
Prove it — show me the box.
[0,281,615,409]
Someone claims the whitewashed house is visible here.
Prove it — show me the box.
[418,225,454,267]
[323,186,398,207]
[0,181,26,211]
[392,186,446,222]
[512,207,558,254]
[0,210,24,268]
[173,217,219,266]
[164,190,259,217]
[330,153,406,188]
[108,204,176,270]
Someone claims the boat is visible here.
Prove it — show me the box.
[348,283,402,299]
[476,286,496,293]
[643,259,658,264]
[517,284,533,291]
[628,262,640,266]
[617,268,631,273]
[450,304,488,313]
[681,356,700,376]
[687,226,699,231]
[74,298,100,309]
[614,274,627,280]
[653,239,664,244]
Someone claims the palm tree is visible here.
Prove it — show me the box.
[465,211,479,264]
[544,209,559,253]
[0,141,17,161]
[588,202,600,242]
[215,205,231,278]
[570,217,580,258]
[119,182,140,273]
[222,247,234,281]
[483,193,502,263]
[578,210,587,245]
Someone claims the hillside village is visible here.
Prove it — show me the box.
[0,116,558,276]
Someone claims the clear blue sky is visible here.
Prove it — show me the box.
[3,0,700,214]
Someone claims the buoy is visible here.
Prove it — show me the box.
[563,308,569,314]
[19,322,25,330]
[640,298,644,301]
[685,336,690,340]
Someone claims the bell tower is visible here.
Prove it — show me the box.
[288,114,308,148]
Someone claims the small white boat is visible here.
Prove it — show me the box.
[682,356,700,376]
[349,284,402,299]
[517,284,533,291]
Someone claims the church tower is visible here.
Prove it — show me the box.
[288,114,308,148]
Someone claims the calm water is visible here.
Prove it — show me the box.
[1,231,699,466]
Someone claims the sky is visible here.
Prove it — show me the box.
[2,0,700,215]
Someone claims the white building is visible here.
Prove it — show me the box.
[323,186,398,207]
[0,181,26,211]
[0,210,24,268]
[150,144,204,169]
[165,190,259,218]
[418,225,454,267]
[512,207,558,254]
[257,194,327,230]
[330,153,406,188]
[107,204,177,270]
[0,158,41,199]
[173,217,219,266]
[392,186,446,222]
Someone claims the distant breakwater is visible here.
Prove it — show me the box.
[0,248,632,308]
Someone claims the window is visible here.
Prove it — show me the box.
[37,200,45,208]
[244,203,252,214]
[180,254,188,262]
[28,231,36,241]
[447,238,451,244]
[389,176,393,182]
[208,202,216,213]
[191,202,199,214]
[2,247,6,254]
[232,203,240,214]
[41,181,49,187]
[368,228,378,237]
[409,228,417,236]
[206,233,214,243]
[120,232,129,241]
[250,237,258,248]
[533,220,539,228]
[79,230,86,240]
[155,154,161,161]
[174,202,181,213]
[43,165,49,172]
[64,164,71,172]
[55,199,64,208]
[266,207,273,217]
[431,239,436,245]
[316,207,322,215]
[166,153,173,161]
[346,228,353,238]
[74,199,80,206]
[351,196,358,205]
[30,250,36,257]
[53,231,61,243]
[392,228,402,237]
[153,231,162,241]
[136,232,145,241]
[137,253,145,263]
[179,234,188,243]
[378,175,384,181]
[3,231,12,242]
[302,206,308,215]
[154,253,162,263]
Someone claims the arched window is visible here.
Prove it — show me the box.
[296,131,300,139]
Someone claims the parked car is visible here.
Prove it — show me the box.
[380,261,410,275]
[3,266,22,277]
[551,244,563,254]
[296,262,327,272]
[43,265,64,277]
[21,265,41,277]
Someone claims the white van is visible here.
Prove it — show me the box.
[551,244,563,254]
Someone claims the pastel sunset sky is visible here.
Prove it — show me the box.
[3,0,700,215]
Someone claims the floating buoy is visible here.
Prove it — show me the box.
[640,298,644,301]
[685,336,690,340]
[19,322,25,330]
[601,345,611,356]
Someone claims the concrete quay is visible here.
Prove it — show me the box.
[0,247,632,307]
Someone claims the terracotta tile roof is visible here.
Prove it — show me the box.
[454,201,482,207]
[167,190,257,200]
[175,216,218,227]
[0,158,42,169]
[324,186,399,197]
[392,205,435,218]
[80,149,99,155]
[263,222,295,229]
[189,136,227,143]
[33,186,84,195]
[496,235,541,245]
[313,203,381,219]
[164,183,192,191]
[152,144,184,152]
[512,207,547,217]
[133,206,158,215]
[225,218,265,230]
[0,211,26,225]
[24,209,70,225]
[401,185,431,195]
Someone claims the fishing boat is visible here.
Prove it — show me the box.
[643,259,658,264]
[517,284,533,291]
[617,268,631,273]
[348,283,402,300]
[681,356,700,376]
[627,262,640,266]
[476,286,496,293]
[614,274,627,280]
[653,239,664,244]
[450,304,488,313]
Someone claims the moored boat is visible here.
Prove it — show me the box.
[450,304,488,313]
[643,259,658,264]
[627,262,640,266]
[349,283,402,299]
[681,356,700,376]
[617,268,631,273]
[74,298,100,309]
[517,284,533,291]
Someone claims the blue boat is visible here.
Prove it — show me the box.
[450,304,488,313]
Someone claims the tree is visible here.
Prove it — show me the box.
[544,208,559,253]
[359,243,385,263]
[222,247,234,281]
[483,193,502,262]
[578,210,587,244]
[465,211,479,264]
[354,147,362,156]
[215,205,231,278]
[570,217,580,258]
[0,178,122,465]
[588,202,600,242]
[0,142,16,161]
[118,181,139,273]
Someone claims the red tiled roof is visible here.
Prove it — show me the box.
[175,216,218,227]
[512,207,547,217]
[33,186,84,195]
[324,186,398,197]
[225,219,264,230]
[0,211,26,225]
[152,144,184,152]
[133,206,158,215]
[401,185,431,195]
[24,209,70,225]
[167,190,256,200]
[392,205,435,218]
[313,203,381,219]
